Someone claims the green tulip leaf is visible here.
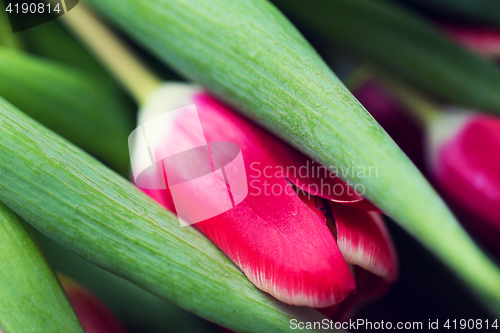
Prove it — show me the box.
[0,48,133,176]
[17,19,122,90]
[272,0,500,113]
[0,202,84,333]
[0,2,21,49]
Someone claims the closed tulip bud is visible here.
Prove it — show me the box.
[130,83,398,311]
[376,78,500,255]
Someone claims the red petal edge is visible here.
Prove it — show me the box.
[330,202,398,281]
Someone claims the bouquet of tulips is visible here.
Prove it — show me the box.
[1,0,500,332]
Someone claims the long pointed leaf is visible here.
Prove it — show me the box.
[0,48,133,176]
[85,0,500,313]
[18,19,122,90]
[0,98,331,333]
[0,202,84,333]
[0,4,21,49]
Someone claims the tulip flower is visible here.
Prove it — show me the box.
[376,79,500,254]
[59,275,128,333]
[131,83,398,313]
[428,111,500,253]
[442,24,500,60]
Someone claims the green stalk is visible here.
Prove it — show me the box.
[0,202,84,333]
[380,76,442,126]
[18,19,119,89]
[0,98,332,333]
[271,0,500,113]
[60,4,162,105]
[85,0,500,313]
[0,48,133,176]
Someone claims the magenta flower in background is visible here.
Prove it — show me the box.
[442,24,500,60]
[60,276,128,333]
[132,84,398,313]
[355,78,500,255]
[429,113,500,253]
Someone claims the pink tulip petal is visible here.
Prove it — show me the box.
[294,189,395,318]
[195,187,355,307]
[192,94,379,211]
[141,188,175,211]
[135,89,356,307]
[195,94,356,307]
[434,115,500,242]
[292,183,338,237]
[287,170,381,211]
[330,202,398,281]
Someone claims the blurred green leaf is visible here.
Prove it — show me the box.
[17,15,181,85]
[0,202,84,333]
[85,0,500,313]
[0,98,330,333]
[0,2,21,49]
[17,19,123,90]
[272,0,500,113]
[0,48,133,176]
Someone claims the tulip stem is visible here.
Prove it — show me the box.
[381,77,442,126]
[344,66,441,127]
[59,3,162,105]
